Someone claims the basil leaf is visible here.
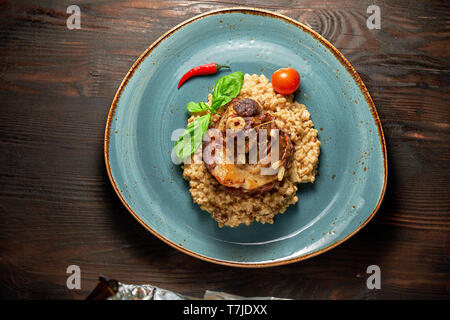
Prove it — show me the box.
[174,113,210,159]
[210,71,244,111]
[186,101,210,113]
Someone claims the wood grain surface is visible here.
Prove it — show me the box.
[0,0,449,299]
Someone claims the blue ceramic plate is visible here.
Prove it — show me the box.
[105,8,387,267]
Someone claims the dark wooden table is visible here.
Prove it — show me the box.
[1,0,449,300]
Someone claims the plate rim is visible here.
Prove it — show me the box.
[104,7,388,268]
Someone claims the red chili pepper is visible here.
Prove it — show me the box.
[178,63,230,89]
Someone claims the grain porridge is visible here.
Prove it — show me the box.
[182,73,321,227]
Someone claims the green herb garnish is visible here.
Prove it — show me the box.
[210,71,244,112]
[174,113,210,160]
[174,71,244,160]
[186,101,210,113]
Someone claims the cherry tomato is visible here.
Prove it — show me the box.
[271,68,300,95]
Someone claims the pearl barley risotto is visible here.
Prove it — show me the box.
[182,74,321,227]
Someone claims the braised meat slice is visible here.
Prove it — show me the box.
[202,98,293,194]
